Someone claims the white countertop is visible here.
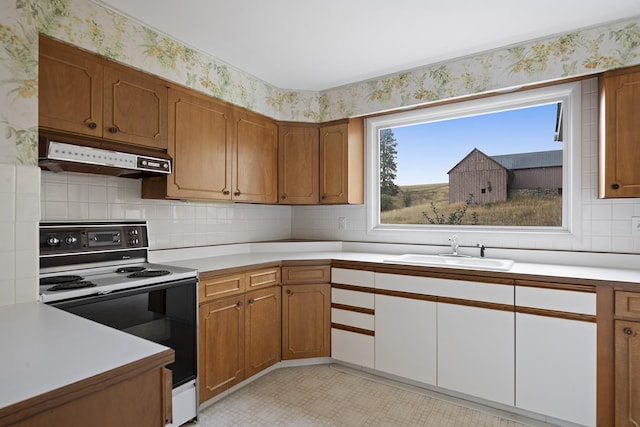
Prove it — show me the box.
[152,242,640,285]
[0,302,171,410]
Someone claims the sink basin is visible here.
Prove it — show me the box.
[384,254,514,271]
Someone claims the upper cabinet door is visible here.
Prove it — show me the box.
[166,87,232,200]
[233,109,278,203]
[39,36,103,137]
[319,119,364,204]
[278,125,319,204]
[600,66,640,198]
[103,64,168,150]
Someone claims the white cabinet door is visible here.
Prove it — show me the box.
[331,328,374,368]
[375,294,437,385]
[438,303,514,406]
[516,313,596,427]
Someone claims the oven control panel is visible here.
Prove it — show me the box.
[40,222,148,255]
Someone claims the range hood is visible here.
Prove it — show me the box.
[38,131,172,178]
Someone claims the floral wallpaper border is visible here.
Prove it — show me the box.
[0,0,639,166]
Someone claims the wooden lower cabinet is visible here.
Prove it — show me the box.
[615,290,640,426]
[282,283,331,359]
[198,267,281,403]
[245,286,281,378]
[199,294,245,402]
[2,355,173,427]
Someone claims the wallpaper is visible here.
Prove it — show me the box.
[0,0,639,166]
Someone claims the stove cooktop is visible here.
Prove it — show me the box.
[39,262,198,303]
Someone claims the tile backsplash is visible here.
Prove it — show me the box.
[41,172,292,249]
[0,164,40,306]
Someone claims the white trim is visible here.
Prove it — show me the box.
[365,81,582,244]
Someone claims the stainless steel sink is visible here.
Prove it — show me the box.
[384,254,514,271]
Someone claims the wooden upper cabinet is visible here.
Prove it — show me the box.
[39,36,103,137]
[278,124,319,204]
[319,118,364,204]
[39,36,167,151]
[233,108,278,203]
[600,65,640,198]
[147,87,232,200]
[103,64,168,150]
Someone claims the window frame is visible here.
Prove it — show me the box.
[365,81,582,240]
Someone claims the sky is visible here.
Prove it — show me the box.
[389,103,561,185]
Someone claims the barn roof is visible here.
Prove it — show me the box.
[490,150,563,170]
[447,148,507,174]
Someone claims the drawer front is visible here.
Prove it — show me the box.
[331,308,375,330]
[199,273,245,303]
[332,268,374,288]
[331,288,374,309]
[247,267,281,290]
[375,273,513,305]
[281,265,330,284]
[616,291,640,319]
[516,286,596,315]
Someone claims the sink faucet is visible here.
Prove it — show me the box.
[449,235,459,256]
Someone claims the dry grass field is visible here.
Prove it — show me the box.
[381,183,562,226]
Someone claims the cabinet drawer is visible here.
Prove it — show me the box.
[281,265,330,284]
[246,267,280,290]
[199,273,245,303]
[616,291,640,319]
[331,288,374,309]
[332,268,374,288]
[331,308,375,330]
[516,286,596,315]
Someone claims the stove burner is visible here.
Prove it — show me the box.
[48,281,96,291]
[40,275,83,286]
[115,266,146,273]
[127,270,171,278]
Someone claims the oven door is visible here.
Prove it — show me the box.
[49,277,197,388]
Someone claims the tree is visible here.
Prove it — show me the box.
[380,128,399,196]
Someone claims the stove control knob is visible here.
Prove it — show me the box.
[129,238,139,246]
[128,228,139,236]
[64,236,78,245]
[46,236,60,246]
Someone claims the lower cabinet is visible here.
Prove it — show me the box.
[198,267,280,403]
[438,303,514,406]
[615,291,640,427]
[199,294,246,402]
[282,282,331,359]
[245,286,281,378]
[375,294,437,385]
[331,268,375,368]
[515,283,597,427]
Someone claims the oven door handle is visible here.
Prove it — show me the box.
[49,277,198,308]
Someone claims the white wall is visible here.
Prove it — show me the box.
[40,172,292,249]
[292,79,640,255]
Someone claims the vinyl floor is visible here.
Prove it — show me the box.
[193,364,547,426]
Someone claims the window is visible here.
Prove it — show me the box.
[366,81,582,238]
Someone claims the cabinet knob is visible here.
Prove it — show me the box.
[222,190,230,195]
[234,191,241,196]
[236,301,243,307]
[108,126,118,134]
[624,327,635,336]
[248,298,255,304]
[281,194,288,200]
[611,183,620,190]
[286,289,292,295]
[321,195,326,199]
[87,122,97,129]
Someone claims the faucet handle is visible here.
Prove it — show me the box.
[476,243,486,258]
